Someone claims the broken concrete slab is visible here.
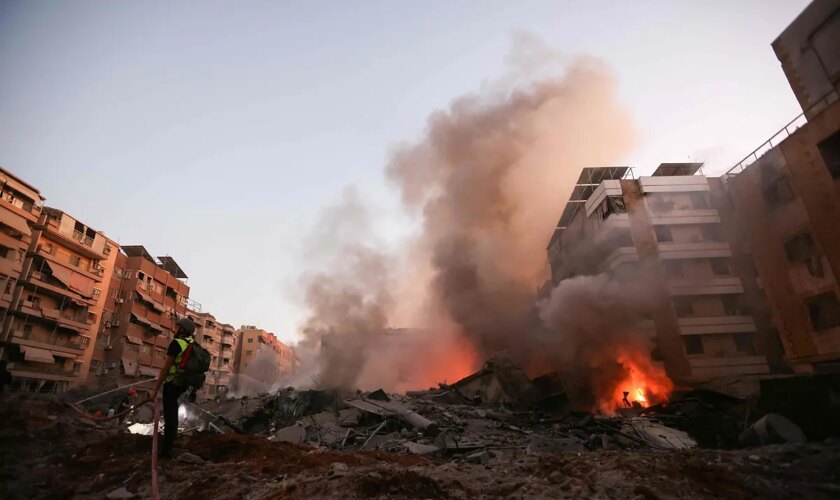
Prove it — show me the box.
[450,353,536,405]
[624,418,697,450]
[106,487,136,499]
[740,413,807,446]
[405,441,441,455]
[176,452,205,465]
[466,450,491,464]
[269,423,306,444]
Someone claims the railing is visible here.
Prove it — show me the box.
[726,87,839,177]
[72,230,94,247]
[8,361,79,377]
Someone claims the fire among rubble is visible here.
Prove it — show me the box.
[596,349,674,414]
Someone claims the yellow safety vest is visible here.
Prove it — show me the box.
[165,337,193,383]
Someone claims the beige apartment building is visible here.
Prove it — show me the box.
[724,0,840,373]
[90,245,190,392]
[0,168,118,392]
[187,309,237,400]
[547,165,779,384]
[232,326,294,390]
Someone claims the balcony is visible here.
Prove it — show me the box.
[42,219,106,260]
[667,276,744,296]
[19,304,92,333]
[688,356,770,379]
[9,332,89,357]
[677,316,757,336]
[657,241,732,260]
[25,271,96,305]
[649,209,720,226]
[600,246,639,271]
[8,361,79,381]
[36,245,104,283]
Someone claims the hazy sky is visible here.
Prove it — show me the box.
[0,0,810,343]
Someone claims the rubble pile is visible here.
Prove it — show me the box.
[2,358,840,499]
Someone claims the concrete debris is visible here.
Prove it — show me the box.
[270,423,307,443]
[740,413,807,446]
[176,452,205,464]
[404,441,440,455]
[105,486,136,499]
[624,418,697,450]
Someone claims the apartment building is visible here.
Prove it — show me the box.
[232,326,294,389]
[724,0,840,373]
[186,310,237,400]
[0,169,118,392]
[547,165,777,384]
[90,245,190,390]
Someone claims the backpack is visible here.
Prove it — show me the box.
[174,340,212,390]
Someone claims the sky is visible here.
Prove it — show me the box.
[0,0,811,343]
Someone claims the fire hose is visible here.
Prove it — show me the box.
[68,382,161,499]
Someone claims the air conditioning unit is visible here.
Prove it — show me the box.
[104,345,113,350]
[111,320,120,327]
[116,298,124,304]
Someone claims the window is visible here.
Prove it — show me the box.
[722,295,743,316]
[700,224,721,241]
[710,258,729,276]
[817,129,840,180]
[23,324,33,338]
[673,297,693,317]
[784,233,823,277]
[73,363,81,374]
[4,279,15,295]
[733,333,756,355]
[612,230,634,247]
[92,288,101,297]
[247,338,254,344]
[683,335,704,355]
[246,350,253,356]
[690,192,709,209]
[806,292,840,331]
[70,255,81,267]
[762,176,795,207]
[654,226,672,242]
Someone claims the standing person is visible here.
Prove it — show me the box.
[149,317,196,459]
[118,389,138,424]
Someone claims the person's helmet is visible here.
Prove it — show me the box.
[175,317,196,336]
[128,389,137,395]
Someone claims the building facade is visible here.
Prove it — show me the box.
[0,169,118,392]
[724,0,840,373]
[89,245,190,392]
[547,165,778,384]
[232,326,294,390]
[187,310,237,400]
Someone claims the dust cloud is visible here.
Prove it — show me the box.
[289,37,650,397]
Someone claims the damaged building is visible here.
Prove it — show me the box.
[0,171,119,392]
[88,245,192,390]
[725,0,840,375]
[546,165,780,386]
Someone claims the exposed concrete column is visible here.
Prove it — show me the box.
[621,180,691,380]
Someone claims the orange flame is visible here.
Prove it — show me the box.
[596,349,673,414]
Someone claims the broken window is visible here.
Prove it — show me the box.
[761,176,795,207]
[710,258,729,276]
[654,226,673,243]
[683,335,704,355]
[647,194,675,213]
[700,224,721,241]
[732,333,756,355]
[673,297,693,317]
[806,292,840,331]
[690,192,709,209]
[784,232,823,277]
[600,196,627,219]
[817,129,840,180]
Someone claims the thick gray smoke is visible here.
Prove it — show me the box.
[292,39,653,396]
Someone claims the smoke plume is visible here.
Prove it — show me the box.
[292,38,660,402]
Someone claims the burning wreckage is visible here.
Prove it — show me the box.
[179,354,813,456]
[3,354,840,499]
